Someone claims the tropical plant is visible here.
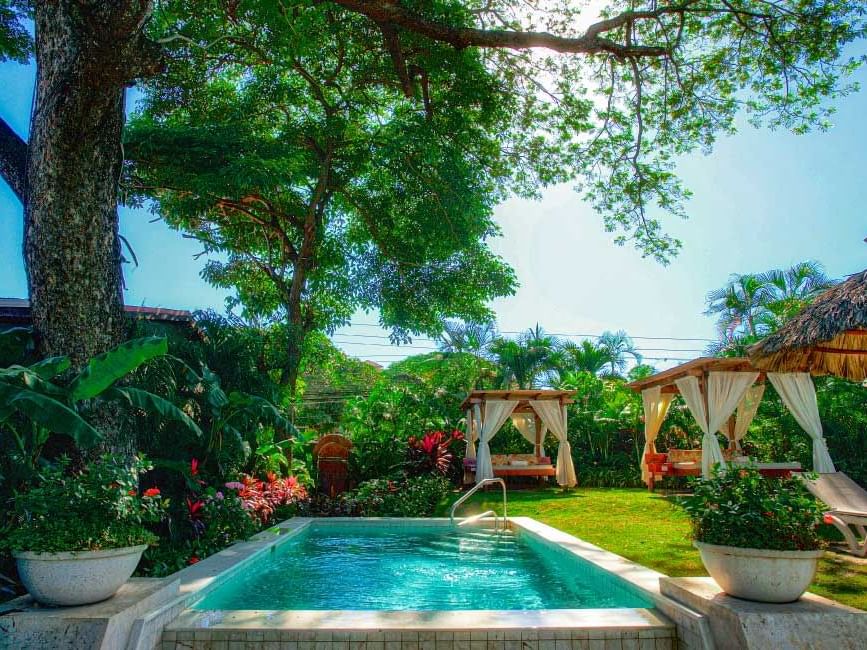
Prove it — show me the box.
[407,430,464,479]
[598,331,642,377]
[0,336,201,490]
[559,340,612,378]
[224,474,308,526]
[437,320,498,355]
[705,261,837,353]
[489,325,561,389]
[682,468,824,551]
[5,455,166,553]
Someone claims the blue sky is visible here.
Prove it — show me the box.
[1,54,864,368]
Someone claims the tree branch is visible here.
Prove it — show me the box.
[330,0,672,58]
[0,116,28,203]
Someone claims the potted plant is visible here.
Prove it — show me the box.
[7,455,165,606]
[683,467,825,603]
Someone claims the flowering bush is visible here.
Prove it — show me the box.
[407,430,464,478]
[6,455,166,553]
[226,473,308,524]
[682,467,824,551]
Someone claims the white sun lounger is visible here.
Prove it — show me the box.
[801,472,867,557]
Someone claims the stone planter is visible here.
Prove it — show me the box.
[13,545,148,606]
[694,541,823,603]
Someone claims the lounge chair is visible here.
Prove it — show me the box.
[801,472,867,557]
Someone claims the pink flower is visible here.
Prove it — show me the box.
[224,481,244,490]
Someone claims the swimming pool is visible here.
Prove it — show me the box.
[162,518,698,650]
[193,522,652,611]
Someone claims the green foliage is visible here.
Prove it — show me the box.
[682,468,824,551]
[705,261,835,353]
[0,1,29,63]
[5,455,165,553]
[69,337,168,401]
[305,475,453,518]
[0,336,200,493]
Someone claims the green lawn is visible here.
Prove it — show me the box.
[435,487,867,611]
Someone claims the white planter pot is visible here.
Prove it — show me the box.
[694,541,823,603]
[13,544,147,606]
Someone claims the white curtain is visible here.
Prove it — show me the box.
[728,384,766,448]
[768,373,836,473]
[640,387,674,484]
[675,372,758,478]
[530,400,577,487]
[511,413,547,457]
[475,400,518,483]
[465,408,476,459]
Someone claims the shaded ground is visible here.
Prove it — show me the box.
[435,487,867,611]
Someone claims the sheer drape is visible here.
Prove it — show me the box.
[675,372,757,478]
[729,384,765,448]
[511,413,547,457]
[530,400,577,487]
[640,387,674,484]
[465,408,476,459]
[768,373,835,473]
[475,400,518,483]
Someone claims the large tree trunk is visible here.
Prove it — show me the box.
[20,2,161,454]
[24,3,138,363]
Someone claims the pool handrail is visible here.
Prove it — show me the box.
[449,478,507,531]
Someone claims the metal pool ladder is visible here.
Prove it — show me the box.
[449,478,507,533]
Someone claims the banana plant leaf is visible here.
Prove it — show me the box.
[27,356,71,380]
[69,336,168,401]
[228,392,295,434]
[0,382,101,447]
[106,386,203,438]
[0,365,67,397]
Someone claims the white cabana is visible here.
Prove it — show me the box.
[461,390,576,487]
[628,357,836,485]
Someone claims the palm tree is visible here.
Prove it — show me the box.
[488,325,560,388]
[705,261,838,355]
[437,320,498,355]
[598,330,642,377]
[759,261,836,324]
[705,273,767,340]
[555,340,613,376]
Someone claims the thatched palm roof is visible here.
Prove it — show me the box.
[748,269,867,381]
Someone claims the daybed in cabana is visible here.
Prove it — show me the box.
[627,357,837,490]
[461,389,577,488]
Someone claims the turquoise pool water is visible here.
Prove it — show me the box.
[194,523,652,611]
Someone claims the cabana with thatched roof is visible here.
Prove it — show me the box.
[749,268,867,381]
[460,389,577,487]
[628,357,835,488]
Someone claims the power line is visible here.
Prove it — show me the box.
[336,322,715,342]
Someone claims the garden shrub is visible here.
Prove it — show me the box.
[5,455,165,553]
[303,475,454,518]
[682,468,824,551]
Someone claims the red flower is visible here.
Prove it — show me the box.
[188,556,200,565]
[187,498,204,519]
[823,514,835,525]
[143,488,161,497]
[190,458,199,476]
[128,489,137,496]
